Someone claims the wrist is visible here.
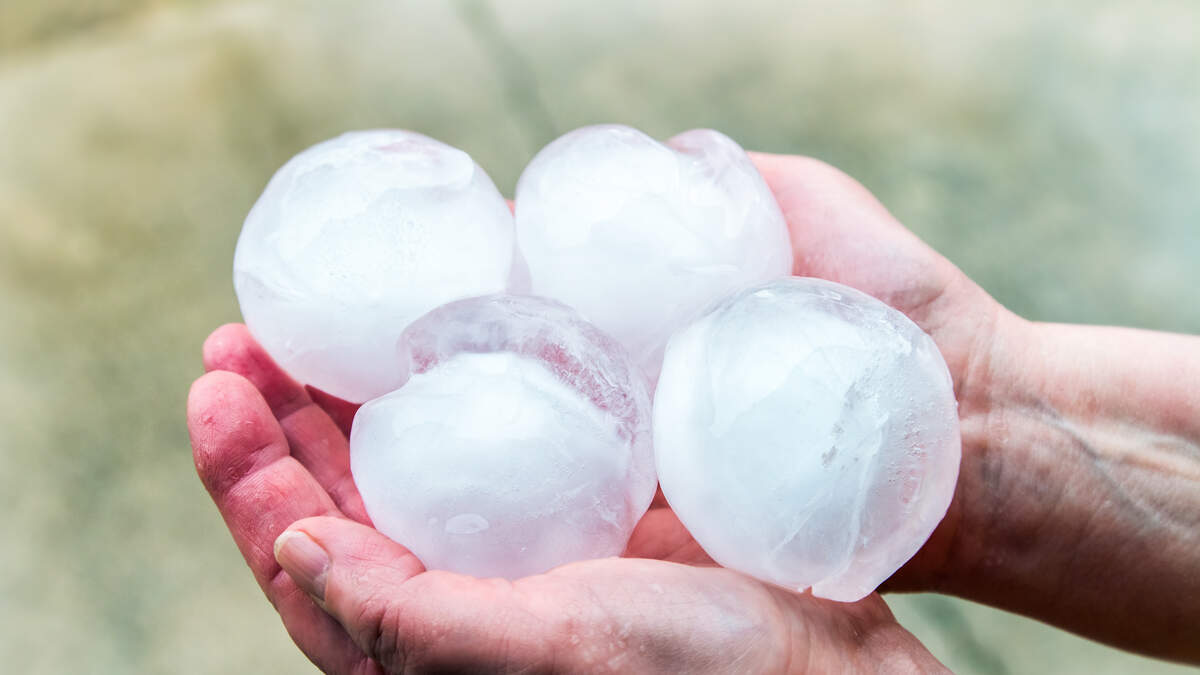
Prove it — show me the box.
[884,296,1029,593]
[919,315,1200,661]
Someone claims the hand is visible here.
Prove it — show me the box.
[190,151,1200,671]
[189,324,944,673]
[751,153,1200,663]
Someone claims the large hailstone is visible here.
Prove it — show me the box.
[233,130,514,403]
[350,295,657,579]
[514,124,792,381]
[653,278,961,601]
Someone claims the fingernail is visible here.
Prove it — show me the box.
[274,530,329,602]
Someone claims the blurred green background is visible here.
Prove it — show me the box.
[1,1,1197,673]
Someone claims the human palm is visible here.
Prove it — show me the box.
[188,153,987,673]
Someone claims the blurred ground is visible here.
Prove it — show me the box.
[1,1,1197,673]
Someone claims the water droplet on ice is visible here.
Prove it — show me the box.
[445,514,490,535]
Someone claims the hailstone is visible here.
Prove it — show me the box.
[514,124,792,382]
[653,277,961,602]
[234,130,514,403]
[350,295,656,579]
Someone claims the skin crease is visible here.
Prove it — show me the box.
[187,152,1200,673]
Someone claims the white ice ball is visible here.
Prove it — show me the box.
[514,124,792,382]
[653,278,961,601]
[350,295,656,579]
[234,130,514,403]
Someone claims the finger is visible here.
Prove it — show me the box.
[649,484,669,508]
[624,506,713,565]
[748,152,958,319]
[277,516,569,673]
[188,371,375,674]
[203,323,370,523]
[748,151,910,256]
[749,152,998,383]
[307,385,360,438]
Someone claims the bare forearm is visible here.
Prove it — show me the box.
[942,316,1200,661]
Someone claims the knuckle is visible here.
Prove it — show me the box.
[351,586,410,673]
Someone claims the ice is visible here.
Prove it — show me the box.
[514,124,792,382]
[233,130,515,403]
[350,295,656,579]
[653,278,961,601]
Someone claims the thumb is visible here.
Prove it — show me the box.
[273,517,557,673]
[273,517,422,671]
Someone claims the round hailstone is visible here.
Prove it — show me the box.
[233,130,514,403]
[350,295,656,579]
[653,277,961,602]
[514,124,792,383]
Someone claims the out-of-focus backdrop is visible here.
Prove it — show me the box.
[1,1,1197,673]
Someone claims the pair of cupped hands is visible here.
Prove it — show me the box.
[189,152,1200,673]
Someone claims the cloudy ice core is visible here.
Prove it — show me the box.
[233,130,514,403]
[653,277,961,601]
[514,124,792,382]
[350,295,657,579]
